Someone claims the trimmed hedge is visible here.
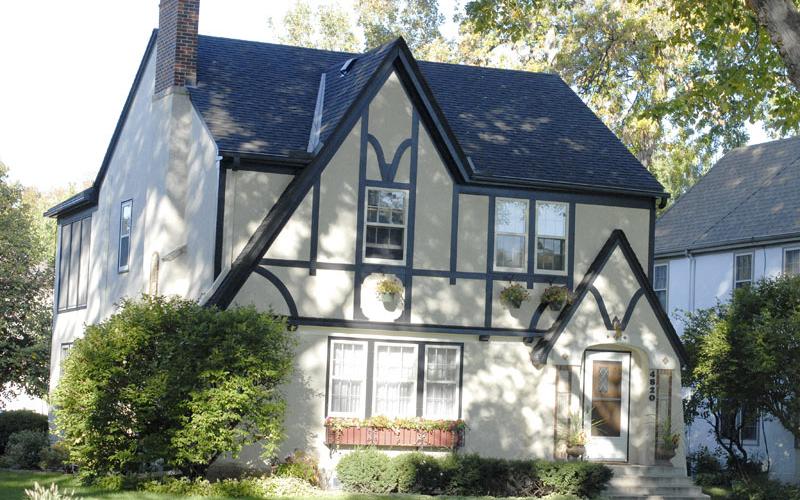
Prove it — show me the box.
[0,410,48,455]
[336,449,612,497]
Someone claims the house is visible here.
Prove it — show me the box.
[655,137,800,483]
[46,0,694,487]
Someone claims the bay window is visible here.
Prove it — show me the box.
[535,201,568,273]
[494,198,528,271]
[327,339,462,420]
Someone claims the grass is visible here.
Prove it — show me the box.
[0,470,580,500]
[701,485,732,499]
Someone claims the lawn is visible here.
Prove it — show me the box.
[0,470,580,500]
[701,485,732,499]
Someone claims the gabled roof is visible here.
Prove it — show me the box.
[532,229,688,366]
[655,137,800,256]
[189,34,666,196]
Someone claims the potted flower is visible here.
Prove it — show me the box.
[375,277,403,310]
[656,419,680,461]
[499,283,530,309]
[560,414,588,458]
[542,285,573,311]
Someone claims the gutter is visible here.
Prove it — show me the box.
[469,173,669,200]
[655,232,800,259]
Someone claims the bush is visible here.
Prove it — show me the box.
[138,476,322,498]
[38,441,70,471]
[275,449,321,486]
[24,482,79,500]
[261,476,322,496]
[51,296,295,480]
[337,449,612,497]
[537,460,613,498]
[0,410,48,455]
[688,446,724,475]
[3,430,49,469]
[730,477,800,500]
[335,448,397,493]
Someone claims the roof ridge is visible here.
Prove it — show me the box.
[196,33,356,57]
[685,150,800,251]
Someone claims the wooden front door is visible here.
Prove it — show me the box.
[583,351,630,461]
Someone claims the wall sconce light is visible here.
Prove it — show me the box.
[612,316,623,340]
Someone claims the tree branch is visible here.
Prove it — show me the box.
[746,0,800,90]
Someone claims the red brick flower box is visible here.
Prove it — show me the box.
[324,419,465,449]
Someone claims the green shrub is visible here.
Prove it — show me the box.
[139,477,206,495]
[275,449,321,486]
[3,430,49,469]
[208,478,265,497]
[730,477,800,500]
[695,471,732,487]
[689,446,724,475]
[0,410,48,455]
[537,460,613,498]
[335,448,397,493]
[38,441,70,471]
[51,296,295,481]
[261,476,322,496]
[90,474,140,492]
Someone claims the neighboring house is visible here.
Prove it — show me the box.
[46,0,693,485]
[655,137,800,483]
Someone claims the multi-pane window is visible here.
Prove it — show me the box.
[721,407,758,443]
[364,189,407,261]
[118,200,132,272]
[57,216,92,311]
[785,248,800,276]
[328,340,368,417]
[423,346,460,419]
[734,253,753,289]
[327,339,462,419]
[494,198,528,270]
[653,263,668,310]
[373,344,418,417]
[536,202,568,272]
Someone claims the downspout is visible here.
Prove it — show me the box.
[686,249,696,313]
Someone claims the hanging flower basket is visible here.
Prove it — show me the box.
[375,277,403,311]
[499,283,530,309]
[542,285,573,311]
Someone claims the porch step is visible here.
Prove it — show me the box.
[604,465,709,500]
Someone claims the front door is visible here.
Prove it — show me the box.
[583,351,630,461]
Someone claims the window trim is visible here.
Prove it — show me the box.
[422,344,462,420]
[362,187,409,265]
[325,337,464,420]
[733,251,754,289]
[56,215,92,313]
[783,246,800,276]
[371,342,419,418]
[721,407,760,445]
[118,199,133,273]
[653,262,669,311]
[534,200,569,275]
[493,197,529,272]
[327,339,369,418]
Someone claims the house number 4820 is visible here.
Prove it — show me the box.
[648,370,656,402]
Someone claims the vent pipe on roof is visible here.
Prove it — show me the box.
[340,58,357,76]
[155,0,200,95]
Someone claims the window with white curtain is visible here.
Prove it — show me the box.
[328,340,368,417]
[423,346,460,419]
[734,253,753,289]
[536,201,568,272]
[494,198,528,271]
[373,343,418,417]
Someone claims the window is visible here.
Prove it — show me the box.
[721,406,758,443]
[328,340,368,417]
[364,189,407,262]
[536,202,568,272]
[653,263,668,310]
[423,346,460,419]
[494,198,528,270]
[326,339,463,419]
[57,216,91,311]
[785,248,800,276]
[59,343,73,380]
[118,200,132,272]
[734,253,753,289]
[373,343,418,417]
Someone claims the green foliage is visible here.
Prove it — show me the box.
[51,296,295,480]
[275,449,321,486]
[336,449,611,497]
[3,431,49,470]
[500,283,530,308]
[260,476,322,496]
[335,447,397,493]
[0,410,48,455]
[682,276,800,468]
[0,163,54,400]
[38,442,69,472]
[24,481,80,500]
[138,475,321,498]
[729,476,800,500]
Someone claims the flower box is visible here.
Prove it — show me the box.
[324,417,465,450]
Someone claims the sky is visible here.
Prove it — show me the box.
[0,0,767,192]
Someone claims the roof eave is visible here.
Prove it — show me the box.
[43,187,97,219]
[655,231,800,258]
[469,174,669,200]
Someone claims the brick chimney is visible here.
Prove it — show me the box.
[155,0,199,95]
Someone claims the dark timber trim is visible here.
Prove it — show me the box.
[253,267,299,317]
[353,109,370,320]
[213,167,227,278]
[449,186,460,284]
[567,202,576,289]
[531,229,688,366]
[309,178,320,276]
[403,111,420,321]
[648,200,656,278]
[367,135,413,182]
[484,196,496,328]
[587,286,645,331]
[296,316,544,338]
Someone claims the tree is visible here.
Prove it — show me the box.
[682,276,800,474]
[52,296,295,480]
[0,162,53,401]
